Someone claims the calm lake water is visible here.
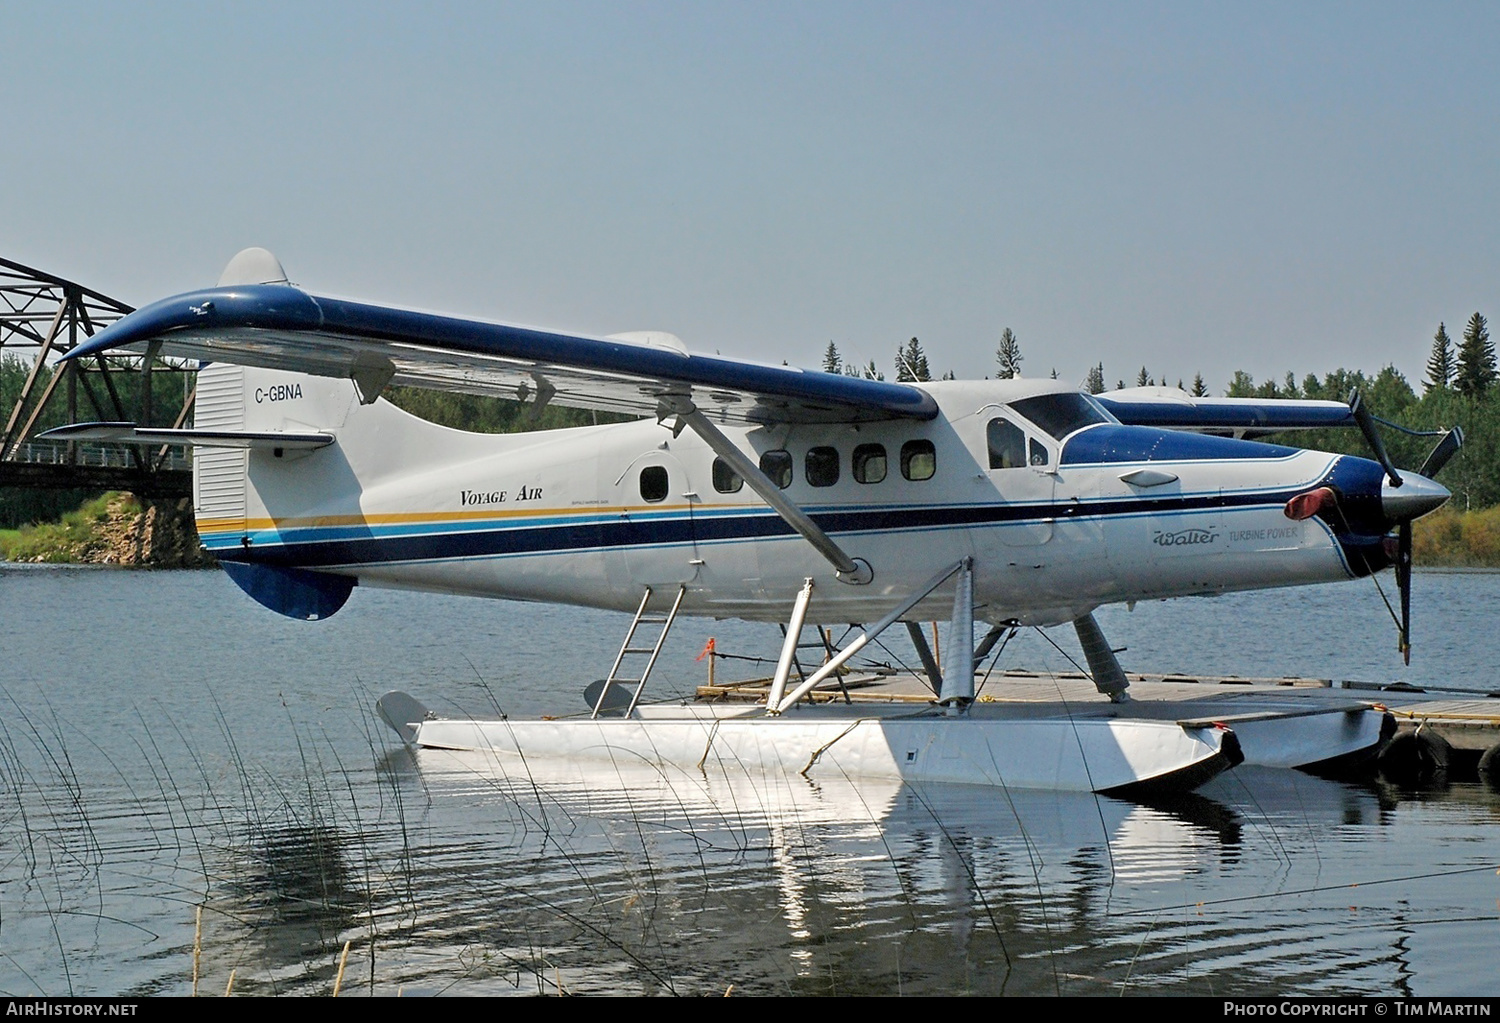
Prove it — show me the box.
[0,565,1496,996]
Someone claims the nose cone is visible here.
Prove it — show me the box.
[1382,473,1450,525]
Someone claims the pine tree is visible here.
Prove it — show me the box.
[1084,363,1105,394]
[1455,313,1496,397]
[896,337,931,382]
[1425,323,1454,392]
[1135,366,1150,387]
[995,328,1023,379]
[1191,373,1207,397]
[822,341,843,374]
[862,360,885,382]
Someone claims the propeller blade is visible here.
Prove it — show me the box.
[1418,426,1465,479]
[1348,389,1403,488]
[1397,520,1413,666]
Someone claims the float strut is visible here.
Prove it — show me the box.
[766,578,815,711]
[771,560,967,714]
[905,622,943,696]
[1072,611,1131,703]
[937,558,975,711]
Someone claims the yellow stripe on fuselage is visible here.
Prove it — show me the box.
[194,502,753,535]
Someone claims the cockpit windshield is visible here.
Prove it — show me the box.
[1008,393,1114,441]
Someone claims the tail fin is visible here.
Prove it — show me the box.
[195,361,361,620]
[193,362,358,536]
[195,247,516,621]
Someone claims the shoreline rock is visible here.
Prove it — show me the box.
[11,493,216,568]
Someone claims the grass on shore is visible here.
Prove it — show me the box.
[1412,505,1500,568]
[0,492,139,563]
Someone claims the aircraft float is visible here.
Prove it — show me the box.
[50,248,1462,795]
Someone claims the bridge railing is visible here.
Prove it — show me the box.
[11,439,192,471]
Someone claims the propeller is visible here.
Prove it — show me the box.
[1396,519,1413,664]
[1347,389,1403,488]
[1418,425,1465,479]
[1344,390,1463,665]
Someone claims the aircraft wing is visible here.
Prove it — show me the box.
[1097,388,1354,437]
[65,284,939,426]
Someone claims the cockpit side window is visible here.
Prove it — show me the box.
[987,419,1026,470]
[1008,393,1111,441]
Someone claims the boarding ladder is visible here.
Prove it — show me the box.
[591,585,686,718]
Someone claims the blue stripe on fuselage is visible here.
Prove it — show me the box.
[212,483,1329,569]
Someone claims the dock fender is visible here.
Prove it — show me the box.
[220,561,354,620]
[1378,725,1454,785]
[1478,744,1500,791]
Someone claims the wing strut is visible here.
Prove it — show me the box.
[659,395,872,585]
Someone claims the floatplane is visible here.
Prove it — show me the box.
[51,248,1462,796]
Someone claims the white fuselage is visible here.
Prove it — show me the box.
[196,369,1353,625]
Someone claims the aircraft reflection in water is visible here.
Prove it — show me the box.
[55,248,1461,794]
[361,748,1414,996]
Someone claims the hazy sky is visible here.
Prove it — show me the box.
[6,2,1497,392]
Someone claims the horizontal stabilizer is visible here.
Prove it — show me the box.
[40,422,334,450]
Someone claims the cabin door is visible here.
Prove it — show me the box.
[613,450,702,585]
[982,412,1054,546]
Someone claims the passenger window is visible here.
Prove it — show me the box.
[712,457,743,494]
[1029,437,1050,467]
[987,419,1026,469]
[901,439,936,481]
[805,446,839,487]
[640,465,669,503]
[760,449,793,489]
[852,443,887,484]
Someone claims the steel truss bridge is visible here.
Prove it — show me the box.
[0,257,191,498]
